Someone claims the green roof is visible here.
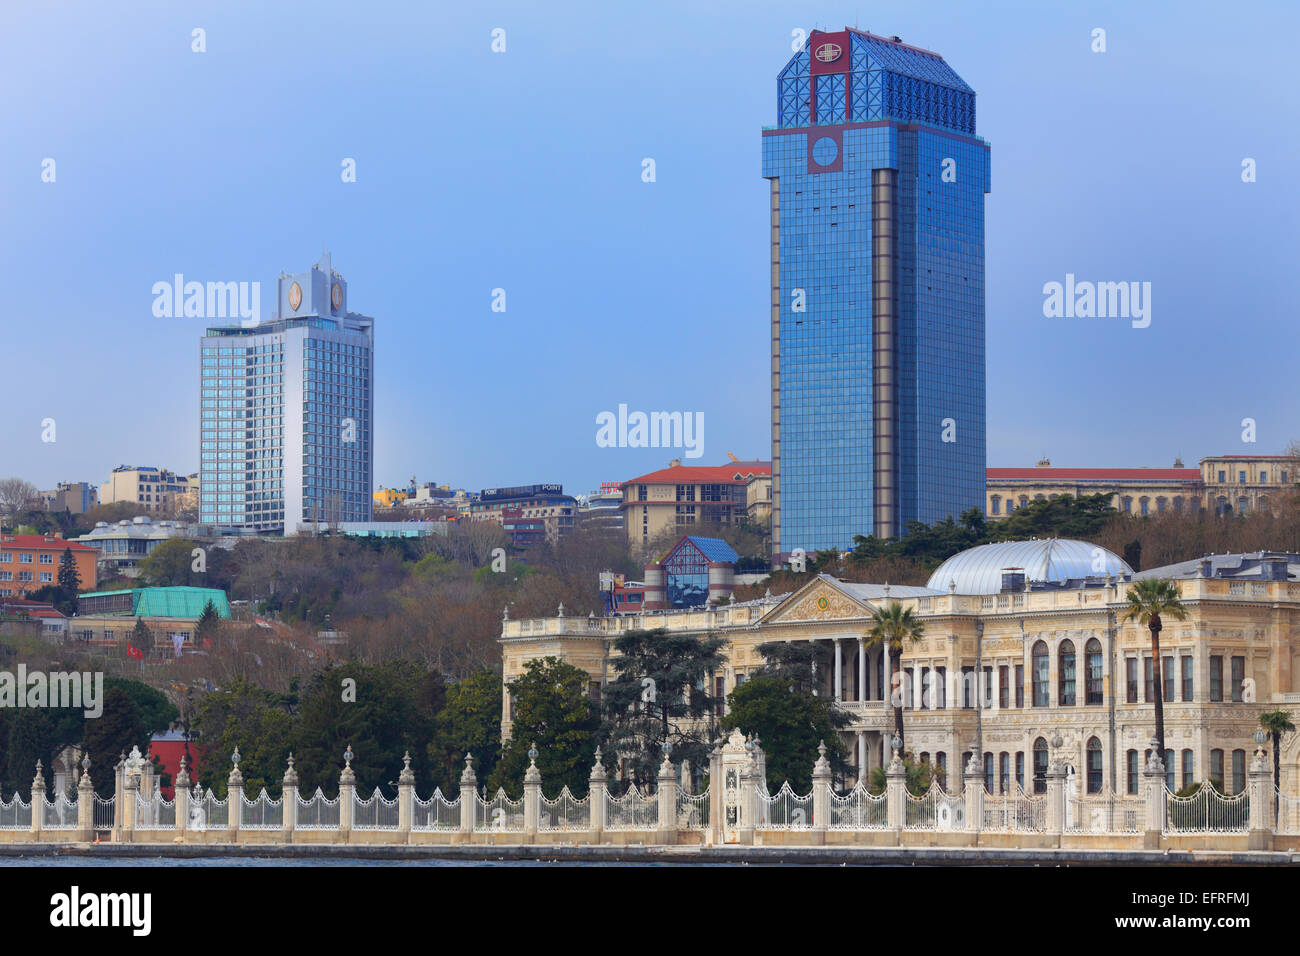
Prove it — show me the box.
[78,587,231,620]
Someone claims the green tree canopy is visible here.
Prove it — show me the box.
[429,668,502,795]
[600,628,727,788]
[720,674,851,791]
[489,657,598,798]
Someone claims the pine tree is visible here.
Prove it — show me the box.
[56,547,81,596]
[129,617,154,658]
[194,599,220,649]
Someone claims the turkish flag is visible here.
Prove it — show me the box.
[126,644,144,660]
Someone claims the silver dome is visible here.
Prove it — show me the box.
[925,538,1132,595]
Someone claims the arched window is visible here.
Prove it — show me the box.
[1087,737,1103,793]
[1085,638,1103,705]
[999,752,1010,794]
[1156,497,1166,513]
[1126,750,1139,794]
[1032,738,1049,794]
[1181,749,1194,790]
[1238,497,1249,514]
[1172,496,1183,513]
[990,495,1001,515]
[1019,496,1028,508]
[1232,750,1246,794]
[1122,496,1133,513]
[1216,496,1229,516]
[1139,497,1149,516]
[1032,641,1050,707]
[1058,639,1076,706]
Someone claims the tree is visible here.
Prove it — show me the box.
[56,547,81,596]
[128,617,154,659]
[82,687,148,796]
[0,478,39,524]
[194,599,220,649]
[865,756,941,796]
[488,657,598,798]
[1122,579,1188,772]
[865,601,925,756]
[720,675,851,791]
[600,627,727,788]
[192,677,295,798]
[293,661,444,797]
[429,669,502,794]
[138,537,199,587]
[1259,710,1296,822]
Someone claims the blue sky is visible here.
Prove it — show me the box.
[4,0,1298,496]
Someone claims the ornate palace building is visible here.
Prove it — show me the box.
[986,454,1297,518]
[500,539,1300,795]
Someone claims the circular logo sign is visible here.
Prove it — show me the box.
[814,42,842,63]
[288,281,303,311]
[816,596,830,610]
[812,136,839,166]
[331,281,343,311]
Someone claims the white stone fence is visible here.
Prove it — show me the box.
[0,740,1292,850]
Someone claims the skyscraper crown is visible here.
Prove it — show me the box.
[776,28,975,133]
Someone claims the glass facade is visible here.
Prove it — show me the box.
[764,30,989,554]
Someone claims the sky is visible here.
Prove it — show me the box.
[3,0,1298,497]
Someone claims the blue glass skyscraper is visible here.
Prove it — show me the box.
[763,29,989,557]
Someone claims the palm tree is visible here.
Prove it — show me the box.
[1259,710,1295,822]
[1122,579,1188,773]
[865,601,925,757]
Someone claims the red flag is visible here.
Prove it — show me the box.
[126,644,144,660]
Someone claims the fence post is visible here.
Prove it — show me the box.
[1247,743,1273,851]
[523,743,541,844]
[227,748,243,843]
[174,756,190,841]
[112,752,125,841]
[397,751,414,844]
[1045,762,1065,844]
[30,761,45,842]
[588,747,607,844]
[282,754,298,843]
[885,745,906,841]
[705,740,722,847]
[738,761,757,845]
[458,753,477,842]
[657,751,679,845]
[1141,743,1165,850]
[964,754,984,839]
[77,756,94,842]
[810,741,831,846]
[338,744,356,844]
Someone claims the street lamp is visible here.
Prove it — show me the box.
[527,743,538,764]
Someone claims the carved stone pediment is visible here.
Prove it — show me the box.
[764,579,873,624]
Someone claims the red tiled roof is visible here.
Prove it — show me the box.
[621,462,772,487]
[0,535,97,551]
[987,468,1200,482]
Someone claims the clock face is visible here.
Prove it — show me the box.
[288,281,303,311]
[331,282,343,311]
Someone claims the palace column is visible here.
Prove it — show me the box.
[834,639,843,702]
[858,639,867,703]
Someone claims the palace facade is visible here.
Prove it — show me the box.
[500,540,1300,796]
